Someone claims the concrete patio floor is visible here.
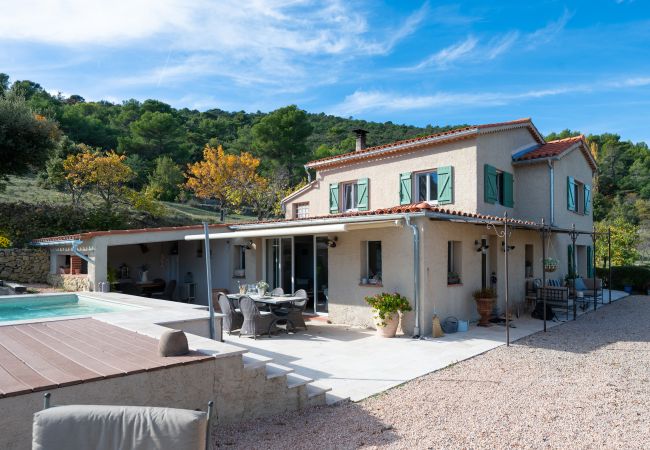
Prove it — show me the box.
[224,290,629,402]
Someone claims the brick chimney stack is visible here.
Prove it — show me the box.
[353,128,368,151]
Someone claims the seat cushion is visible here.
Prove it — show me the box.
[574,277,587,291]
[33,405,207,450]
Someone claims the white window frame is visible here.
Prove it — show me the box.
[414,169,439,204]
[363,241,382,282]
[341,181,358,212]
[294,202,309,219]
[575,179,585,215]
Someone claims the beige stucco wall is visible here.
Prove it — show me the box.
[324,218,544,337]
[286,138,479,218]
[476,127,539,218]
[551,147,595,231]
[512,162,551,223]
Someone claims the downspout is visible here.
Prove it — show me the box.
[72,240,94,265]
[404,215,421,338]
[548,160,555,226]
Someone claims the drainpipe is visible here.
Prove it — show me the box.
[405,215,421,338]
[72,240,94,265]
[548,160,555,226]
[304,165,312,183]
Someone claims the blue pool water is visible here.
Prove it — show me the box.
[0,294,135,323]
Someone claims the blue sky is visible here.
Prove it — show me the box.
[1,0,650,141]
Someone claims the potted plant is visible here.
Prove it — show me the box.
[447,271,461,285]
[622,278,634,294]
[472,287,497,327]
[257,280,269,296]
[364,292,412,338]
[543,258,559,272]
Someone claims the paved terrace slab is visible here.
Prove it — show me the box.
[224,290,629,402]
[0,318,213,398]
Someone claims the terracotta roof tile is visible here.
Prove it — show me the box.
[513,135,597,170]
[305,118,543,169]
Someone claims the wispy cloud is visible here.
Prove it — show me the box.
[333,76,650,115]
[0,0,428,92]
[401,36,478,71]
[525,8,573,49]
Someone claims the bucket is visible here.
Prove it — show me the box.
[441,317,458,334]
[457,320,469,332]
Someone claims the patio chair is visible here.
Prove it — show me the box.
[287,289,308,330]
[239,296,276,339]
[538,285,572,321]
[270,287,284,296]
[583,277,604,302]
[33,392,214,450]
[152,280,177,301]
[218,293,243,335]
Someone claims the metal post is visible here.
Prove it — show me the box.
[592,226,597,311]
[541,219,547,332]
[203,222,215,340]
[504,212,510,347]
[608,227,612,303]
[570,224,578,320]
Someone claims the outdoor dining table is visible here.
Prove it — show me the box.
[226,293,303,305]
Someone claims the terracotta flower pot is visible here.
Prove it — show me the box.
[475,297,494,327]
[375,312,400,338]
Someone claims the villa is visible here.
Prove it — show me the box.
[32,118,596,336]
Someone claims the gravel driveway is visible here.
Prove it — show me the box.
[216,295,650,449]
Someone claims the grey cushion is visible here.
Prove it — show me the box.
[33,405,207,450]
[158,330,189,357]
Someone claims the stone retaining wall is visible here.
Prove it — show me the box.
[46,273,91,292]
[0,248,49,283]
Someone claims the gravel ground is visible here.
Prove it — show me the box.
[216,296,650,450]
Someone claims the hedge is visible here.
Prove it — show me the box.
[595,265,650,292]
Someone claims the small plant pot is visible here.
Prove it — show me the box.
[544,265,558,273]
[475,297,494,327]
[375,312,399,338]
[623,286,633,294]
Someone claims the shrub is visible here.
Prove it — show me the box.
[595,266,650,292]
[472,287,497,299]
[0,234,11,248]
[364,292,412,327]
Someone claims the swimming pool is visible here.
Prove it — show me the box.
[0,294,139,323]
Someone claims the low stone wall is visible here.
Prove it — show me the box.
[46,273,91,292]
[0,248,49,283]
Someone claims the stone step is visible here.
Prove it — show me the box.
[326,392,350,406]
[264,363,293,380]
[242,352,273,370]
[285,372,313,389]
[306,384,331,399]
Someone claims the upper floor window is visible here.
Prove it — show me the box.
[294,202,309,219]
[416,170,438,202]
[329,179,369,213]
[567,176,591,215]
[484,164,513,208]
[342,182,358,211]
[400,166,453,206]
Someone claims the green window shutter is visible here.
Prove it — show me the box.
[502,171,514,208]
[567,176,576,211]
[568,245,574,277]
[357,178,369,211]
[484,164,497,204]
[399,172,412,205]
[437,166,453,204]
[587,246,593,278]
[584,184,591,214]
[329,183,340,214]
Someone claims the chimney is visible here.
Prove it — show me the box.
[353,128,368,151]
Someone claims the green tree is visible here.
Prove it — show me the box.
[119,111,185,161]
[0,91,59,190]
[251,105,313,180]
[596,217,641,267]
[147,156,184,201]
[0,73,9,95]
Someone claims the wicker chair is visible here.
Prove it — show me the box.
[287,289,308,330]
[270,287,284,296]
[218,293,243,335]
[239,296,276,339]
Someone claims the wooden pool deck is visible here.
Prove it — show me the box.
[0,318,214,398]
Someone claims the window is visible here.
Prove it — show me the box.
[361,241,382,284]
[294,202,309,219]
[233,245,246,276]
[567,176,590,215]
[342,182,358,211]
[496,171,504,205]
[575,180,584,214]
[415,170,438,202]
[447,241,462,285]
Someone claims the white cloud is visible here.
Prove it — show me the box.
[0,0,428,92]
[525,9,573,49]
[332,76,650,115]
[402,36,478,71]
